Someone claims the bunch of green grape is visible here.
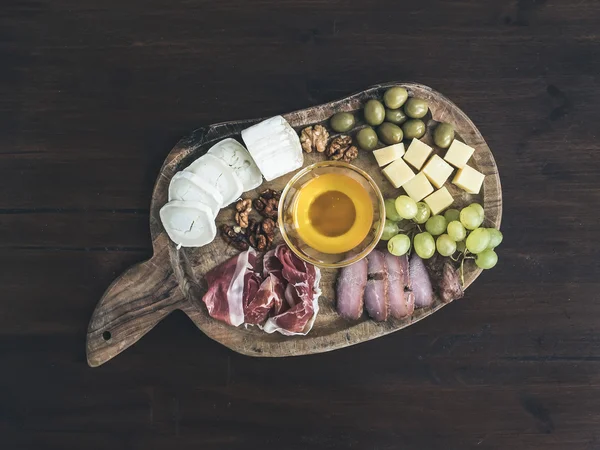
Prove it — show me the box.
[381,196,502,270]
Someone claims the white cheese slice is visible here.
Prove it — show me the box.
[168,171,223,218]
[241,116,304,181]
[452,165,485,194]
[382,157,415,188]
[159,201,217,248]
[444,140,475,168]
[422,154,454,189]
[403,139,433,170]
[424,187,454,215]
[207,138,263,192]
[184,154,243,206]
[402,172,434,202]
[373,143,405,167]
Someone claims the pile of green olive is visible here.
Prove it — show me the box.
[328,86,456,152]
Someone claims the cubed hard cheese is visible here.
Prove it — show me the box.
[403,139,433,170]
[422,154,454,189]
[402,172,434,202]
[424,187,454,215]
[444,140,475,168]
[382,157,415,188]
[373,143,405,167]
[452,165,485,194]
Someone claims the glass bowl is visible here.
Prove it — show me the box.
[278,161,385,269]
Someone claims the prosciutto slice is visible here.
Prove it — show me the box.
[263,245,321,336]
[202,244,321,335]
[409,253,434,308]
[203,248,257,326]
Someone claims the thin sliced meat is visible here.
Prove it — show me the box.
[262,245,321,335]
[262,249,283,279]
[385,253,415,319]
[336,258,368,320]
[425,255,464,303]
[364,250,389,322]
[203,248,257,326]
[409,253,434,308]
[244,273,285,325]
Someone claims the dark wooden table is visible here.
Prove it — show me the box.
[2,1,599,448]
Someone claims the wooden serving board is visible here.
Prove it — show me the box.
[86,82,502,367]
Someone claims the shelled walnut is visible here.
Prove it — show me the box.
[253,189,281,219]
[326,135,359,162]
[246,218,276,251]
[300,124,329,153]
[234,198,252,228]
[220,224,249,251]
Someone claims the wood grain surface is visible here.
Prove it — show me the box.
[2,1,600,449]
[87,82,502,365]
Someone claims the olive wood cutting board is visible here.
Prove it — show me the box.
[86,82,502,367]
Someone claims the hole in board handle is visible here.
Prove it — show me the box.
[103,331,112,341]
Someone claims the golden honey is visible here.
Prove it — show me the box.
[293,172,373,254]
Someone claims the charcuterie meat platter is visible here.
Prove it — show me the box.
[86,82,502,367]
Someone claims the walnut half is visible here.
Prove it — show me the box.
[326,135,358,162]
[300,124,329,153]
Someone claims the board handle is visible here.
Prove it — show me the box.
[86,243,184,367]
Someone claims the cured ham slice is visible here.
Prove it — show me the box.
[409,253,434,308]
[364,250,389,322]
[201,244,320,335]
[385,253,415,319]
[336,257,367,320]
[202,248,257,326]
[263,245,321,336]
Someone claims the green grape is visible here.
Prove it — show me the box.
[466,227,490,254]
[476,249,498,269]
[460,206,483,230]
[387,234,411,256]
[456,240,466,253]
[414,232,435,259]
[469,202,485,220]
[447,220,466,242]
[414,202,431,224]
[487,228,503,249]
[444,208,460,223]
[385,198,403,221]
[425,215,447,236]
[380,219,400,241]
[436,234,457,257]
[395,195,418,220]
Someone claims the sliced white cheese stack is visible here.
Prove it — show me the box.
[168,171,223,218]
[207,138,263,192]
[185,154,243,206]
[159,201,217,248]
[241,116,303,181]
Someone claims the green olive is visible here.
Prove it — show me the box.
[383,87,408,109]
[364,99,385,126]
[356,127,379,150]
[377,122,403,145]
[433,123,455,148]
[330,112,356,133]
[385,108,407,125]
[404,98,429,119]
[402,119,426,140]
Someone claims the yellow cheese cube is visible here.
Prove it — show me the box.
[382,157,415,188]
[403,139,433,170]
[452,165,485,194]
[422,154,454,189]
[444,140,475,168]
[424,187,454,215]
[402,172,434,202]
[373,143,405,167]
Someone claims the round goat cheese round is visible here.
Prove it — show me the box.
[168,171,223,218]
[184,153,243,206]
[159,201,217,248]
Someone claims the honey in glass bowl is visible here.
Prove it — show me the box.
[293,172,373,254]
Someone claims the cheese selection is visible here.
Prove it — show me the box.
[161,116,305,248]
[424,187,454,215]
[444,140,475,168]
[402,172,434,202]
[403,139,433,170]
[373,143,405,167]
[453,165,485,194]
[422,154,454,189]
[382,157,415,188]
